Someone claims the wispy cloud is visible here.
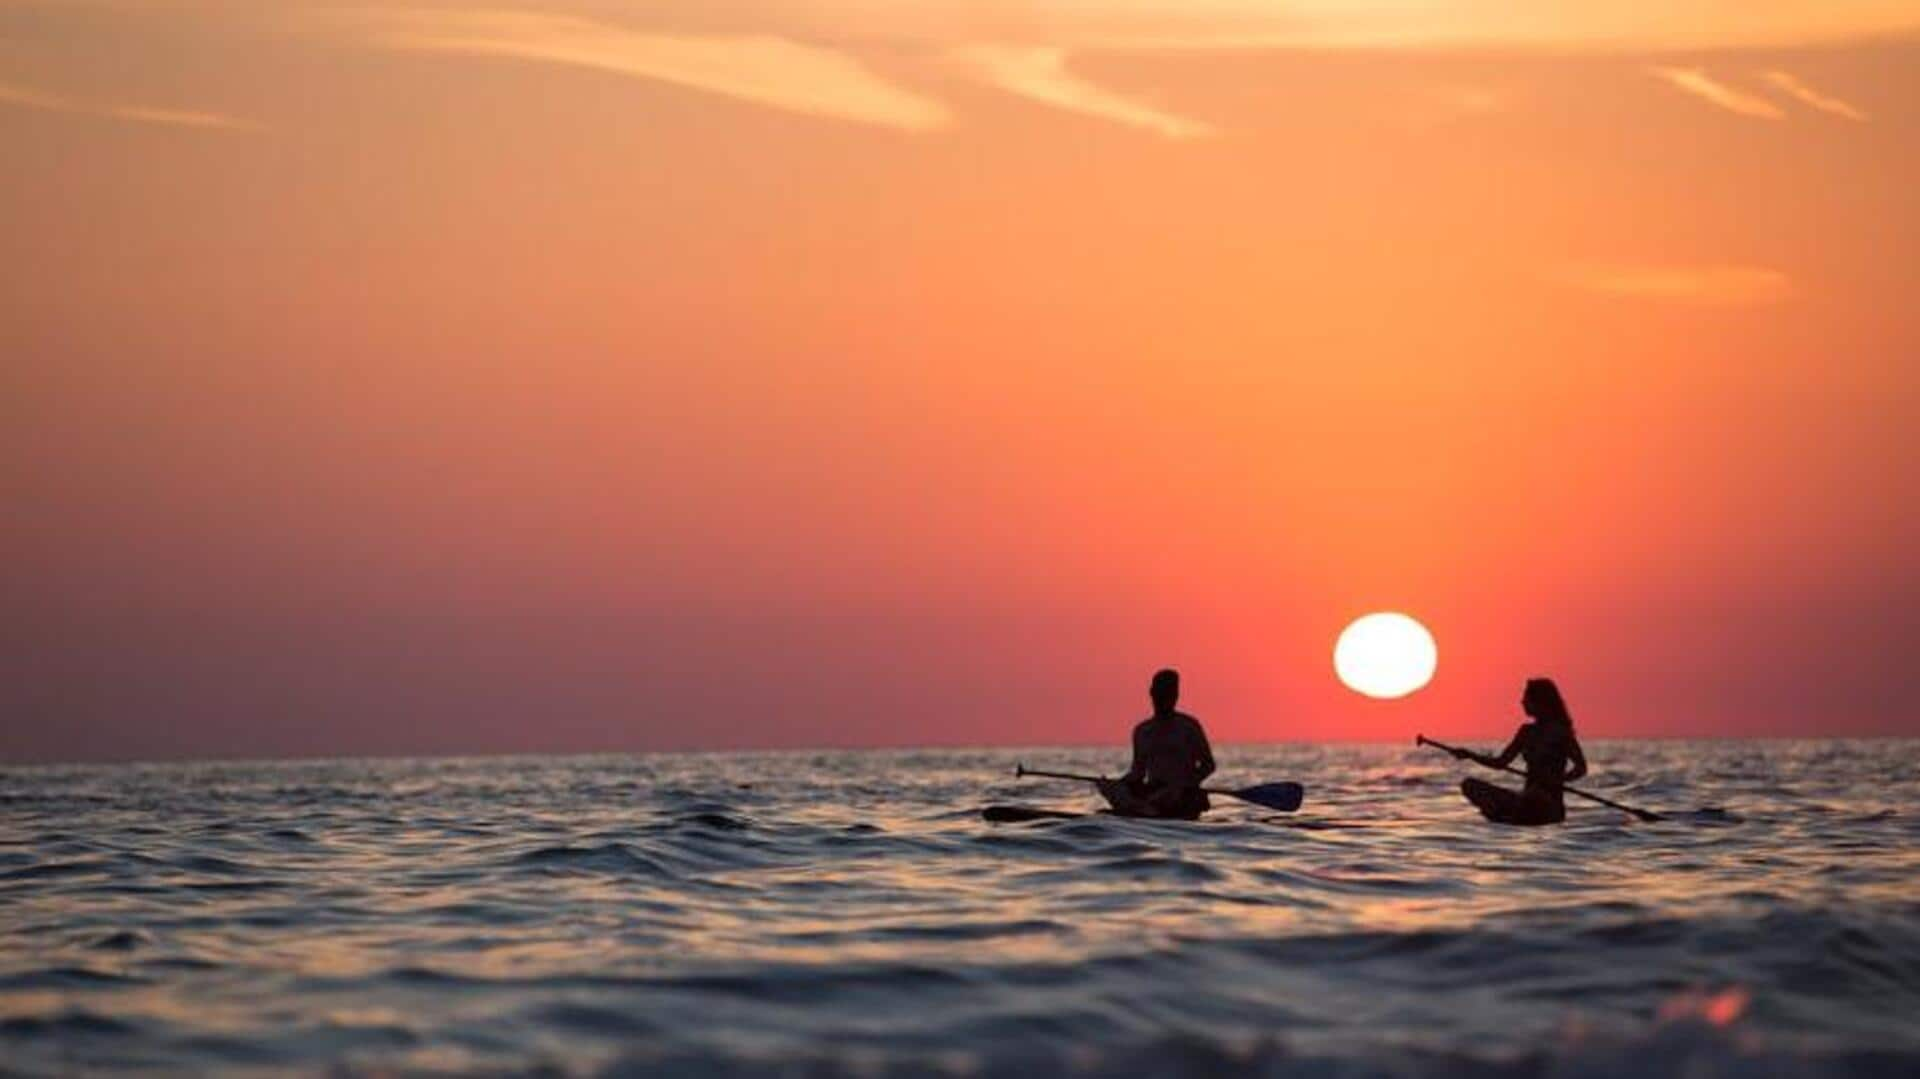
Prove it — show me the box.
[957,45,1212,138]
[0,81,251,131]
[1559,263,1794,305]
[360,10,948,132]
[1648,67,1784,120]
[48,1,1920,57]
[1761,70,1868,121]
[905,2,1920,53]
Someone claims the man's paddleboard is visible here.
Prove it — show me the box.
[981,805,1084,823]
[979,805,1223,823]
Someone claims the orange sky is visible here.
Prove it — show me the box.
[2,2,1916,760]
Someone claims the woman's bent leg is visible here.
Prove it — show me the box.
[1461,778,1523,823]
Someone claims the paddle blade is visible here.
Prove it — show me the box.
[1229,781,1304,812]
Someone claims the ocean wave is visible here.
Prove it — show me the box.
[0,741,1916,1075]
[508,842,674,877]
[593,1026,1920,1079]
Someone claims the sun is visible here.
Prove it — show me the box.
[1334,612,1437,699]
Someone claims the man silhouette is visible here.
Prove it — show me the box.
[1097,669,1216,820]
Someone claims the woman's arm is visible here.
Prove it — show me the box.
[1475,727,1528,769]
[1565,735,1588,782]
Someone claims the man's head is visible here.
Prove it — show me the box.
[1149,668,1180,715]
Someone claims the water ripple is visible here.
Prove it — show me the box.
[0,741,1916,1075]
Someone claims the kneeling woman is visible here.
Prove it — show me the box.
[1452,678,1587,825]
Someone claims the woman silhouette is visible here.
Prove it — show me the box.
[1453,678,1588,825]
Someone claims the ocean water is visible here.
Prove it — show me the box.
[2,740,1917,1076]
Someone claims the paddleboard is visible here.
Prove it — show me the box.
[981,805,1084,823]
[979,806,1221,823]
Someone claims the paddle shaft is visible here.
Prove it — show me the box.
[1015,765,1229,795]
[1416,735,1660,821]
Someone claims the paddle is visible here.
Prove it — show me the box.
[1013,764,1305,812]
[1415,735,1663,822]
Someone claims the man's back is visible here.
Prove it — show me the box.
[1100,668,1217,820]
[1131,712,1213,790]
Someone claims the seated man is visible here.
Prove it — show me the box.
[1098,669,1215,820]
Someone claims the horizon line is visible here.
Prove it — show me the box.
[5,731,1914,771]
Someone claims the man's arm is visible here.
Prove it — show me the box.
[1121,724,1146,785]
[1099,727,1150,813]
[1191,718,1216,782]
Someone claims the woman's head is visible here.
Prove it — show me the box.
[1522,678,1572,727]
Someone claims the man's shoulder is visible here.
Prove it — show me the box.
[1141,712,1207,734]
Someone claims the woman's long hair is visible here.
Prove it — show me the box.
[1523,678,1574,729]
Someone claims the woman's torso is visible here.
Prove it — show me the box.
[1520,722,1573,802]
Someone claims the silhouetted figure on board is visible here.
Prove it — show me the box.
[1450,678,1588,825]
[1097,669,1216,820]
